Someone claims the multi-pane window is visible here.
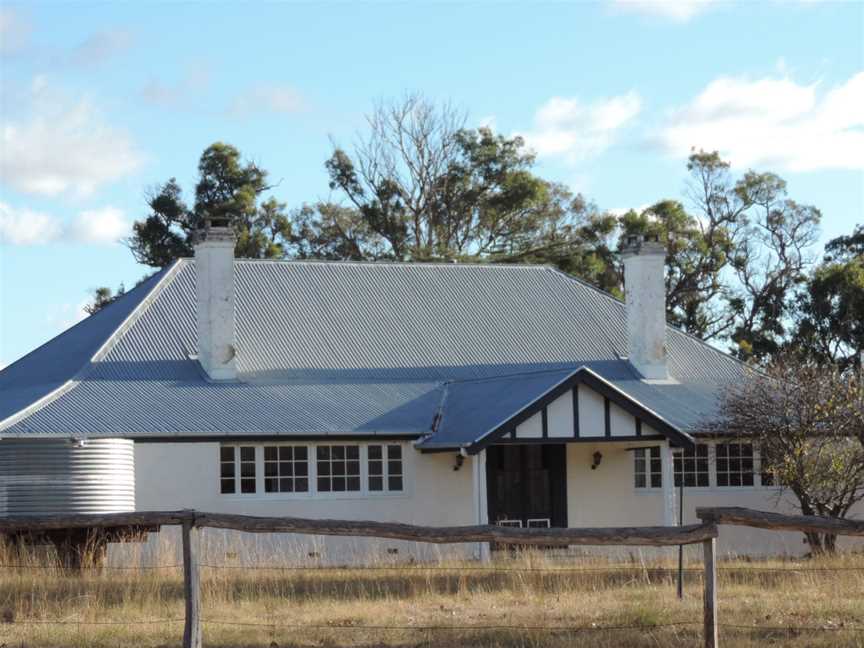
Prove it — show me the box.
[674,444,710,487]
[239,446,256,493]
[220,446,236,494]
[634,447,662,488]
[368,444,404,493]
[316,445,361,493]
[264,446,309,493]
[716,442,754,487]
[220,446,256,494]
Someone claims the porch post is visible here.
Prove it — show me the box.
[471,450,491,562]
[661,441,677,526]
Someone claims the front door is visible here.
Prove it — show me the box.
[485,444,568,530]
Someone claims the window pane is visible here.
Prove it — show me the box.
[241,479,255,494]
[317,446,329,460]
[388,476,403,492]
[318,477,330,492]
[318,462,330,476]
[388,460,401,476]
[264,446,277,461]
[264,461,277,477]
[220,447,235,462]
[347,446,359,460]
[347,476,361,491]
[347,460,360,476]
[295,478,308,492]
[651,473,662,488]
[369,476,383,491]
[333,477,345,492]
[240,447,255,462]
[221,478,235,494]
[295,447,308,461]
[241,463,255,478]
[333,446,345,460]
[280,478,293,492]
[387,445,401,460]
[369,445,382,460]
[221,462,235,478]
[265,478,278,493]
[279,446,292,461]
[295,462,308,477]
[635,473,646,488]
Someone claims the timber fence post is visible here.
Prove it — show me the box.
[182,512,202,648]
[702,537,718,648]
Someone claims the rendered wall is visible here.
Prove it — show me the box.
[133,442,475,564]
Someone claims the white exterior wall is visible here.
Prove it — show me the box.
[129,378,864,562]
[134,442,475,564]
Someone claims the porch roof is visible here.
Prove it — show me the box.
[416,364,697,453]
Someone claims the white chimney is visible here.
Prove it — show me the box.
[621,234,668,380]
[195,218,237,381]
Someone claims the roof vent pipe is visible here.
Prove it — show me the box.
[194,217,237,381]
[621,233,668,380]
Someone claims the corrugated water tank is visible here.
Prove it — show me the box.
[0,439,135,515]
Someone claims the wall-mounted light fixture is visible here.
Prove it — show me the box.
[453,454,464,471]
[591,451,603,470]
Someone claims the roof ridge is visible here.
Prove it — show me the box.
[224,258,555,269]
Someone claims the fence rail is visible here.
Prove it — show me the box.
[3,506,863,648]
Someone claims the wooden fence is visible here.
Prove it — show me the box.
[2,507,863,648]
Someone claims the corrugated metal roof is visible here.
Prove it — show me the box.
[0,259,745,441]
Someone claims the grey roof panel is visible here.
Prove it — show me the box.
[0,260,745,440]
[0,269,169,424]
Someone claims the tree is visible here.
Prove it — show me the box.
[791,224,864,372]
[84,285,126,315]
[707,357,864,553]
[127,143,291,268]
[322,94,572,262]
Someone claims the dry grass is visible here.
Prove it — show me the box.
[0,534,863,647]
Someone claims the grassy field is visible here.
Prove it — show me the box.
[1,537,863,647]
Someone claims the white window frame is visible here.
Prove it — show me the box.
[262,444,312,495]
[714,441,757,488]
[633,446,663,490]
[367,443,405,494]
[218,442,410,500]
[219,444,259,495]
[673,443,711,488]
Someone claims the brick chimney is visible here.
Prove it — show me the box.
[621,234,668,380]
[195,217,237,381]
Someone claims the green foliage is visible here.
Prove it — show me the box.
[790,225,864,372]
[84,284,125,315]
[127,143,291,268]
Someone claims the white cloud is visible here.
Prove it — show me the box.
[0,202,130,246]
[68,206,130,244]
[657,72,864,172]
[0,79,143,197]
[0,202,62,245]
[520,91,642,164]
[230,84,306,116]
[610,0,718,21]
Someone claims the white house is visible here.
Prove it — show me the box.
[0,222,843,559]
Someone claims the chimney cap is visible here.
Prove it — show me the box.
[621,233,664,258]
[196,215,236,244]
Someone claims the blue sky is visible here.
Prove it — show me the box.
[1,0,862,367]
